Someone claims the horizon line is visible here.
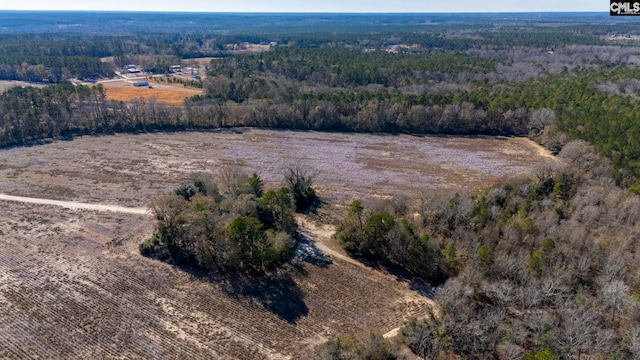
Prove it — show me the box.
[0,9,608,14]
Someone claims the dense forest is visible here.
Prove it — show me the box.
[4,11,640,359]
[323,140,640,360]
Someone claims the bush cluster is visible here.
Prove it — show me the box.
[140,168,316,272]
[335,199,451,284]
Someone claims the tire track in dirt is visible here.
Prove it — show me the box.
[0,194,151,215]
[517,138,558,161]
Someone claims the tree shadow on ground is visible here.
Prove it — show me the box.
[143,240,316,324]
[299,198,324,215]
[355,259,441,300]
[216,227,339,323]
[218,270,308,324]
[293,231,333,268]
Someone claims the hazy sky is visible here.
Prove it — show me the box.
[1,0,605,13]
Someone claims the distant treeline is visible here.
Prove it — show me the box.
[0,19,614,82]
[0,82,533,146]
[0,11,620,37]
[0,55,113,82]
[4,61,640,187]
[209,47,496,87]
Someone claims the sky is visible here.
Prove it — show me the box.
[0,0,605,13]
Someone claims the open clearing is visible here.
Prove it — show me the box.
[101,80,203,106]
[0,129,556,207]
[0,129,556,359]
[0,80,47,93]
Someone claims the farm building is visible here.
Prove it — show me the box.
[133,81,149,87]
[124,64,142,73]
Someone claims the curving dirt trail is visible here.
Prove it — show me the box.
[295,215,369,270]
[295,214,437,339]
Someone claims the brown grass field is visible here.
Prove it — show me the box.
[0,129,557,359]
[102,81,203,106]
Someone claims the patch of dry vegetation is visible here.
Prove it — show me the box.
[103,83,201,106]
[0,130,556,208]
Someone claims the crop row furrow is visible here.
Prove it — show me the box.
[74,267,248,358]
[2,284,129,359]
[0,295,44,359]
[0,249,164,357]
[113,261,292,357]
[175,300,282,358]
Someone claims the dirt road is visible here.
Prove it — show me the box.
[0,194,151,215]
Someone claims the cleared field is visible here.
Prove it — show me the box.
[0,80,46,93]
[102,81,202,106]
[187,56,220,67]
[226,43,274,54]
[0,129,556,359]
[0,129,556,207]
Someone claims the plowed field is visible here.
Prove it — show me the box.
[0,129,557,359]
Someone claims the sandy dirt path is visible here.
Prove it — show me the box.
[295,215,370,270]
[0,193,152,215]
[295,214,437,339]
[518,138,558,160]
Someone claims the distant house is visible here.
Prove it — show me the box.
[133,81,149,87]
[269,41,278,47]
[169,65,182,72]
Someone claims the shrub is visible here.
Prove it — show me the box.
[336,201,447,282]
[174,181,199,200]
[400,318,440,360]
[139,233,169,260]
[524,349,559,360]
[284,164,319,212]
